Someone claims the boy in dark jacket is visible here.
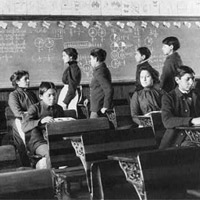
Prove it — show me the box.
[160,36,183,93]
[89,48,113,118]
[22,82,64,168]
[160,65,200,149]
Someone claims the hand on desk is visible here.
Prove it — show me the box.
[41,116,54,124]
[191,117,200,126]
[101,107,107,114]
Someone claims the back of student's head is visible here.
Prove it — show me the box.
[63,48,78,60]
[39,82,56,96]
[137,47,151,60]
[175,65,195,79]
[90,48,107,62]
[138,65,160,84]
[162,36,180,51]
[10,70,29,88]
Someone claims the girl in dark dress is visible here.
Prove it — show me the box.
[130,65,165,126]
[58,48,81,116]
[8,70,38,166]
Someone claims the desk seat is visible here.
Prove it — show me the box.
[0,169,54,199]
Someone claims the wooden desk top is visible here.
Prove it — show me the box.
[108,152,141,162]
[176,126,200,130]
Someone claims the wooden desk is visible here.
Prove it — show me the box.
[109,147,200,200]
[46,117,110,168]
[68,126,156,192]
[46,117,111,195]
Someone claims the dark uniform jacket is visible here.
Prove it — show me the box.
[62,61,81,106]
[22,101,64,153]
[90,62,113,112]
[159,87,200,149]
[8,87,38,118]
[160,52,182,93]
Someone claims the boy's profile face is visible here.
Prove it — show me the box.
[162,44,173,56]
[175,73,195,92]
[90,55,98,68]
[135,51,145,63]
[40,88,57,106]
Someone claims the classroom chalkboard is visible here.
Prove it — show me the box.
[0,20,200,88]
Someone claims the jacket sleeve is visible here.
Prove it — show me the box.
[130,92,142,125]
[8,92,24,118]
[96,69,113,109]
[21,105,40,133]
[160,59,174,89]
[63,67,81,105]
[161,94,192,129]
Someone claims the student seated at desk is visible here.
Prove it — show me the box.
[22,82,64,169]
[8,70,38,166]
[130,65,165,126]
[160,65,200,149]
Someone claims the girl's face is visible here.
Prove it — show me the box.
[40,88,57,106]
[135,51,145,63]
[16,74,30,88]
[162,44,173,56]
[62,52,71,64]
[90,55,98,68]
[140,70,153,88]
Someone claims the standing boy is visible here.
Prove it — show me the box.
[160,65,200,149]
[160,36,183,93]
[89,48,113,118]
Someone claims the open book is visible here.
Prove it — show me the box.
[137,111,162,127]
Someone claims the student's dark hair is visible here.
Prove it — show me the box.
[137,47,151,60]
[162,36,180,51]
[90,48,107,62]
[39,82,56,96]
[175,65,195,79]
[63,48,78,60]
[138,65,160,85]
[10,70,29,88]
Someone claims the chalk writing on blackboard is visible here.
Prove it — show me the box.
[0,20,200,88]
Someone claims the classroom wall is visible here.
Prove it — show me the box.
[0,0,198,16]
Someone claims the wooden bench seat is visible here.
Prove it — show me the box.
[0,145,17,171]
[0,169,54,199]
